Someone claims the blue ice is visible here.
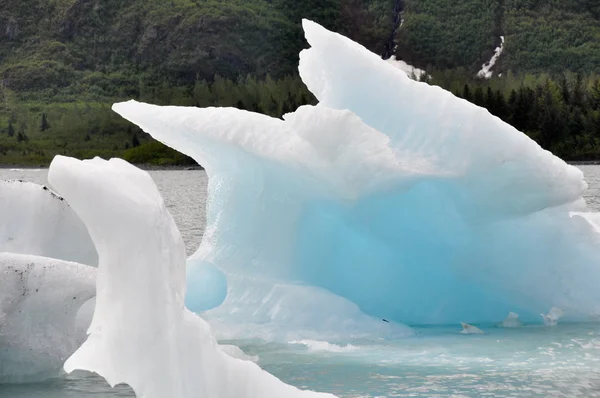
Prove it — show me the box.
[112,20,600,334]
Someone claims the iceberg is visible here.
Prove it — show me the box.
[0,180,97,383]
[501,312,522,328]
[541,307,564,326]
[0,252,95,383]
[48,156,334,398]
[460,322,484,334]
[0,180,97,266]
[111,19,600,328]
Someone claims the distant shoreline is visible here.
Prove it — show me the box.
[568,161,600,165]
[0,164,204,171]
[1,162,599,170]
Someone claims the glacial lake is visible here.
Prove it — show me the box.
[2,166,600,398]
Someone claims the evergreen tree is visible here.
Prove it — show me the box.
[7,121,14,137]
[572,72,586,110]
[473,87,485,107]
[539,81,566,149]
[591,80,600,110]
[559,74,570,104]
[40,112,50,131]
[507,89,518,121]
[236,100,246,110]
[132,133,140,148]
[462,84,472,101]
[484,87,495,113]
[17,132,24,142]
[512,87,531,131]
[494,90,508,120]
[568,108,585,137]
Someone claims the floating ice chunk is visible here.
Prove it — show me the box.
[0,180,97,266]
[541,307,564,326]
[289,340,358,353]
[219,344,259,362]
[49,156,335,398]
[460,322,485,334]
[502,312,522,328]
[0,252,96,383]
[570,212,600,234]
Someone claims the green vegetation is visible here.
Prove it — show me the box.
[397,0,499,70]
[0,74,315,165]
[2,0,600,165]
[427,70,600,160]
[0,0,394,165]
[396,0,600,74]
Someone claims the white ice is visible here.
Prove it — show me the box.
[219,344,259,362]
[0,180,97,383]
[289,340,358,353]
[477,36,505,79]
[0,180,97,266]
[501,312,522,328]
[48,156,335,398]
[460,322,485,334]
[541,307,564,326]
[0,252,95,383]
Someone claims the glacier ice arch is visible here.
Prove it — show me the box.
[49,156,335,398]
[113,20,600,327]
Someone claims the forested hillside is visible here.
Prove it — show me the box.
[0,0,393,95]
[0,0,395,165]
[396,0,600,74]
[1,0,600,165]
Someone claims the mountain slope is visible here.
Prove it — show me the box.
[0,0,394,97]
[1,0,600,165]
[395,0,600,75]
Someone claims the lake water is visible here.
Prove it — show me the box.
[2,166,600,397]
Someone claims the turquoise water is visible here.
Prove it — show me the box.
[256,324,600,397]
[2,167,600,397]
[3,324,600,397]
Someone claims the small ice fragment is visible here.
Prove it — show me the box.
[502,312,522,328]
[541,307,564,326]
[460,322,484,334]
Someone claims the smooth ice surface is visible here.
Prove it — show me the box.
[184,259,227,312]
[48,156,335,398]
[0,252,96,383]
[112,19,600,329]
[0,180,97,266]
